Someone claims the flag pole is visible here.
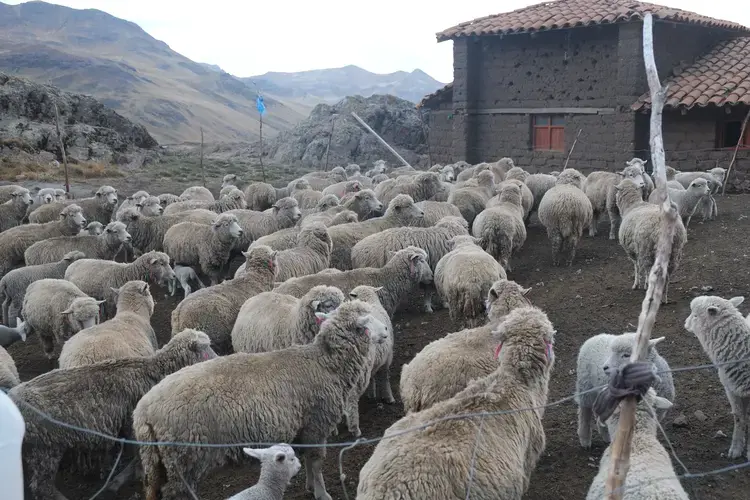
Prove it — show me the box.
[256,94,267,183]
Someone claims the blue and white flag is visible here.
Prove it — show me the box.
[256,95,266,115]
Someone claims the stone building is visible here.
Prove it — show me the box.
[420,0,750,191]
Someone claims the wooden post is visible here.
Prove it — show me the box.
[604,13,680,499]
[563,128,583,170]
[53,102,70,195]
[722,107,750,195]
[199,127,205,187]
[418,107,433,167]
[259,113,266,183]
[351,112,412,168]
[324,116,336,171]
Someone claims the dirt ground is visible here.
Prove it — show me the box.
[6,190,750,500]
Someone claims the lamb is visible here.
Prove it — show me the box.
[163,213,243,285]
[400,279,532,413]
[64,251,175,319]
[576,332,674,448]
[226,197,302,253]
[326,194,425,270]
[22,279,102,359]
[434,235,507,327]
[275,246,433,318]
[158,193,180,208]
[582,165,647,239]
[0,187,33,233]
[117,206,216,253]
[231,285,344,353]
[342,285,395,436]
[28,185,118,224]
[648,177,710,227]
[414,200,462,226]
[447,170,496,226]
[473,182,527,271]
[357,306,555,500]
[8,329,216,500]
[227,444,301,500]
[0,204,86,280]
[114,190,149,220]
[586,389,685,500]
[243,182,278,211]
[170,245,278,354]
[684,295,750,458]
[57,280,157,369]
[0,318,26,348]
[179,185,214,202]
[322,179,363,199]
[0,344,20,389]
[538,168,593,266]
[235,222,331,282]
[166,264,206,298]
[374,171,443,205]
[0,184,25,204]
[615,178,686,302]
[24,221,131,265]
[524,173,557,217]
[135,300,386,500]
[0,251,85,327]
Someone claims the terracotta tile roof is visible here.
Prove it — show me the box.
[633,37,750,110]
[437,0,750,41]
[417,82,453,109]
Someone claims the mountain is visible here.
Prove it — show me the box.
[0,1,307,143]
[244,65,446,105]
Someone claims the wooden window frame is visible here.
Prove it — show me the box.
[532,115,565,152]
[717,120,750,149]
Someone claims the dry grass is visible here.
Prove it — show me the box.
[0,158,123,181]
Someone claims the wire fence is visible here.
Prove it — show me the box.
[2,353,749,499]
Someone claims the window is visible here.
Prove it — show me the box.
[718,121,750,148]
[532,115,565,151]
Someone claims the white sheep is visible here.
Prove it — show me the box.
[226,197,302,253]
[375,171,443,206]
[685,295,750,458]
[117,206,216,253]
[473,182,526,271]
[576,333,674,448]
[23,221,131,265]
[524,173,557,218]
[447,170,496,226]
[0,187,33,233]
[583,165,647,239]
[673,167,725,220]
[179,185,214,202]
[499,169,534,221]
[227,444,301,500]
[414,200,462,226]
[28,185,118,224]
[0,318,26,348]
[357,306,555,500]
[0,343,20,389]
[647,177,710,227]
[166,265,206,298]
[114,190,149,220]
[79,221,105,236]
[434,235,507,327]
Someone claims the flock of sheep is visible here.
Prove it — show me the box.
[0,154,747,500]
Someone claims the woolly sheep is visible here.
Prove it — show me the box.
[538,168,593,266]
[413,200,462,226]
[447,170,496,226]
[24,221,130,265]
[685,295,750,458]
[400,279,531,413]
[583,165,646,239]
[586,390,685,500]
[136,195,165,216]
[251,207,355,253]
[58,280,157,369]
[179,185,214,202]
[474,182,527,271]
[648,177,710,227]
[1,251,85,327]
[165,188,246,215]
[231,285,344,353]
[166,264,206,298]
[226,197,302,253]
[158,193,180,208]
[79,221,105,236]
[276,246,433,318]
[524,173,557,217]
[667,180,685,190]
[65,251,175,319]
[339,189,383,220]
[342,285,394,436]
[434,235,507,327]
[358,306,555,500]
[22,279,102,359]
[370,173,389,185]
[300,169,347,191]
[8,329,216,500]
[28,185,118,224]
[227,444,301,500]
[236,222,332,282]
[29,187,56,207]
[0,344,20,389]
[322,179,363,199]
[0,204,86,280]
[365,159,387,177]
[114,190,149,220]
[374,171,443,206]
[326,194,425,270]
[615,178,686,302]
[171,245,278,354]
[135,300,387,500]
[498,171,534,221]
[53,188,66,201]
[576,333,674,448]
[117,206,216,253]
[243,182,277,211]
[0,184,25,204]
[220,184,239,198]
[455,162,488,182]
[222,174,239,189]
[0,318,26,348]
[164,213,242,285]
[292,186,325,209]
[0,187,33,233]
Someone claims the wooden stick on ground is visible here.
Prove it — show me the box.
[199,127,205,187]
[604,13,680,499]
[351,112,412,168]
[563,128,583,169]
[324,116,336,172]
[721,108,750,195]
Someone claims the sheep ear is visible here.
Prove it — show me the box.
[149,258,158,265]
[521,287,532,296]
[95,300,106,305]
[729,296,745,307]
[61,307,73,315]
[387,251,396,259]
[314,312,330,322]
[489,288,499,299]
[652,396,673,410]
[110,287,120,298]
[310,300,320,310]
[649,337,665,347]
[141,282,149,294]
[241,251,250,258]
[373,286,384,292]
[243,447,263,460]
[274,452,286,463]
[707,306,719,316]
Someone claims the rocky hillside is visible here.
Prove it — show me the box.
[245,65,446,106]
[0,1,305,143]
[264,94,428,168]
[0,72,156,163]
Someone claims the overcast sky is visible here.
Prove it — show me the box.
[6,0,750,82]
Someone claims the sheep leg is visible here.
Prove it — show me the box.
[40,331,56,360]
[421,284,434,314]
[726,389,749,459]
[302,441,332,500]
[7,302,20,328]
[549,232,562,267]
[376,363,395,404]
[1,297,9,326]
[105,456,140,493]
[565,237,579,267]
[607,212,620,240]
[27,448,67,500]
[588,210,599,237]
[578,405,593,448]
